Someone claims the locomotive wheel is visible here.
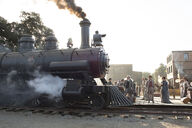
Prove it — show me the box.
[89,94,105,110]
[62,100,70,108]
[62,99,76,108]
[27,98,40,107]
[32,98,40,106]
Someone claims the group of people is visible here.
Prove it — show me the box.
[107,75,192,104]
[108,75,172,104]
[142,76,171,103]
[107,76,137,102]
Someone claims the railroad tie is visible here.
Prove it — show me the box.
[120,114,129,118]
[157,116,164,120]
[175,116,184,120]
[5,108,16,112]
[0,107,8,110]
[14,108,25,112]
[50,111,59,115]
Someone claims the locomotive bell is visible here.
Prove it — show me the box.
[80,18,91,49]
[18,34,35,52]
[44,35,58,50]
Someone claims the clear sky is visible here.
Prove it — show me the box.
[0,0,192,73]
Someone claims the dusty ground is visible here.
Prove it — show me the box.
[0,111,191,128]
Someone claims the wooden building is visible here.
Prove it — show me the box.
[106,64,142,85]
[167,51,192,89]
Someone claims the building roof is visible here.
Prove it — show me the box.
[167,50,192,59]
[172,50,192,52]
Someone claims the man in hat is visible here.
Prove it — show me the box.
[93,31,106,47]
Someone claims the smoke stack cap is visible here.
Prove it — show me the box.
[44,35,58,50]
[80,18,91,27]
[18,34,35,52]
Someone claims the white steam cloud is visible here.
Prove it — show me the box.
[6,70,17,86]
[0,70,66,106]
[28,72,67,98]
[174,62,184,74]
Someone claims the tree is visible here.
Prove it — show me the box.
[0,17,18,49]
[152,63,167,84]
[18,11,54,49]
[0,11,54,50]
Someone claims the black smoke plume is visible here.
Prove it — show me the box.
[49,0,86,19]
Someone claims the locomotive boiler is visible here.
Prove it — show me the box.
[0,19,132,109]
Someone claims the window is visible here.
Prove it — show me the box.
[167,67,171,74]
[184,53,189,61]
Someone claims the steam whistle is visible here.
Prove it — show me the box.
[67,38,73,48]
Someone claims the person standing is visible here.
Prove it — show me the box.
[183,78,190,97]
[179,79,185,98]
[180,78,190,98]
[146,75,155,103]
[136,82,140,97]
[160,77,171,103]
[132,81,137,102]
[118,79,125,94]
[107,78,113,85]
[114,81,118,86]
[141,78,147,100]
[92,31,106,47]
[119,79,125,86]
[124,75,133,100]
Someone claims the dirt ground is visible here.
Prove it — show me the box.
[0,111,191,128]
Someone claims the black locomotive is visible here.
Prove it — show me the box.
[0,19,132,109]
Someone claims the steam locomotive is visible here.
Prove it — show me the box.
[0,19,132,109]
[0,19,113,109]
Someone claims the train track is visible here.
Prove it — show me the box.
[0,104,192,119]
[107,105,192,116]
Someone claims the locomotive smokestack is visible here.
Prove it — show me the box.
[80,19,91,49]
